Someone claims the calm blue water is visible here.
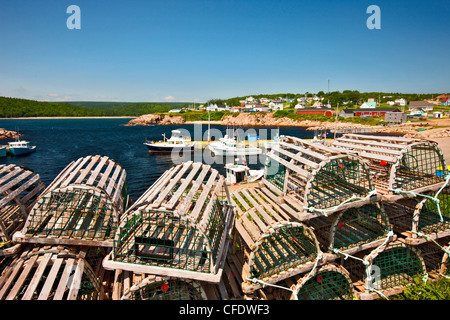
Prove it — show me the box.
[0,118,315,201]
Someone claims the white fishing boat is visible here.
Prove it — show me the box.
[8,137,36,156]
[208,135,262,156]
[225,158,264,185]
[144,130,195,152]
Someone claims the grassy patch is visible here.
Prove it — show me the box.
[390,277,450,300]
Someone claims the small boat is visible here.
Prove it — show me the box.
[8,135,36,156]
[208,135,262,156]
[144,130,195,152]
[225,157,264,185]
[0,146,7,158]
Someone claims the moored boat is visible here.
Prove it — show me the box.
[144,130,195,152]
[8,138,36,156]
[208,135,262,156]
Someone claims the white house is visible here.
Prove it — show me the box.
[395,98,407,106]
[206,104,218,111]
[269,102,284,111]
[168,109,181,113]
[294,104,305,109]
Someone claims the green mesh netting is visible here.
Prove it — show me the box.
[394,143,447,191]
[369,245,426,290]
[307,157,373,210]
[264,157,286,191]
[25,189,116,241]
[295,270,355,300]
[332,204,390,251]
[250,225,318,279]
[113,207,227,273]
[418,191,450,234]
[126,279,205,300]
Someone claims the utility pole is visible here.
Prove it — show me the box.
[334,103,339,140]
[328,79,330,93]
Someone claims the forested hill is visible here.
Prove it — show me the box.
[0,97,189,117]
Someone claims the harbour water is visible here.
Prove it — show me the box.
[0,118,316,201]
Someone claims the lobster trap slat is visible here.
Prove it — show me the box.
[332,134,448,200]
[263,136,377,218]
[0,165,45,256]
[13,156,127,247]
[103,162,235,284]
[0,245,100,300]
[231,185,322,294]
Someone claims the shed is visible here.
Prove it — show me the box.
[102,161,235,284]
[0,245,101,300]
[385,112,407,124]
[332,134,448,199]
[0,164,45,256]
[263,136,377,219]
[13,155,128,247]
[231,186,322,294]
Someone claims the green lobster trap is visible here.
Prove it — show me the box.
[116,272,208,300]
[263,136,376,219]
[0,245,101,300]
[383,186,450,245]
[290,263,357,300]
[342,241,427,300]
[0,164,45,256]
[332,134,448,199]
[231,186,322,294]
[13,155,128,247]
[308,202,394,257]
[103,161,235,284]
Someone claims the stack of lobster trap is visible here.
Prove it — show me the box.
[1,132,450,301]
[227,134,450,300]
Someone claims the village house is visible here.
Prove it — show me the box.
[409,101,434,112]
[269,101,284,111]
[360,101,377,108]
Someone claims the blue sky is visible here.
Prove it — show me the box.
[0,0,449,103]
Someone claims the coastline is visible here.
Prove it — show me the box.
[0,116,137,120]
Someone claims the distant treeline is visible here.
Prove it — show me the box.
[207,91,441,107]
[0,97,191,117]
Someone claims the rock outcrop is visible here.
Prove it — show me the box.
[0,128,19,140]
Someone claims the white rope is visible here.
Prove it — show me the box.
[390,173,450,223]
[412,231,450,256]
[246,253,324,300]
[306,189,377,216]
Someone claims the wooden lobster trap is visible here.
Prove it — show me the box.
[332,134,448,200]
[103,161,235,284]
[289,263,357,300]
[0,164,45,256]
[112,271,209,300]
[0,245,101,300]
[382,184,450,245]
[308,202,395,258]
[13,155,128,247]
[342,241,427,300]
[231,185,322,294]
[263,136,377,219]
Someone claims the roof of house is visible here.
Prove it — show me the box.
[409,101,433,107]
[361,102,377,107]
[341,108,400,114]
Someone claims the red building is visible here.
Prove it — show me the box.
[295,108,335,116]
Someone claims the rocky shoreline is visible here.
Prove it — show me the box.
[0,128,19,140]
[126,113,450,139]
